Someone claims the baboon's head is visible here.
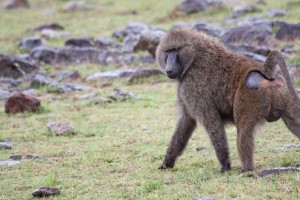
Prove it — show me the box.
[156,29,197,79]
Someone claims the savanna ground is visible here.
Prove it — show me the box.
[0,0,300,199]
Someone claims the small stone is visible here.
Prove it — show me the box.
[9,154,41,160]
[109,88,138,101]
[233,4,260,15]
[19,37,42,50]
[41,29,70,39]
[47,122,75,136]
[56,70,80,81]
[5,91,41,114]
[78,93,97,100]
[196,147,206,151]
[94,97,113,104]
[0,160,21,166]
[32,187,60,198]
[191,197,216,200]
[0,142,12,150]
[267,9,286,17]
[33,23,65,32]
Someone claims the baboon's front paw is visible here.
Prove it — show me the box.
[241,166,255,172]
[159,162,174,170]
[220,158,231,173]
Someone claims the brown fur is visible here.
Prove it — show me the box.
[156,28,300,171]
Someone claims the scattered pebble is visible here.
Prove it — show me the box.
[0,142,12,150]
[47,122,76,136]
[32,187,60,198]
[0,160,21,166]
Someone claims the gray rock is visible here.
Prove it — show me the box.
[221,24,272,45]
[30,74,90,93]
[0,90,10,101]
[196,147,206,151]
[9,154,41,160]
[178,0,223,13]
[281,45,295,54]
[40,29,70,39]
[274,144,300,151]
[267,9,286,17]
[0,54,38,78]
[47,122,75,136]
[0,142,12,150]
[94,97,113,104]
[227,44,271,57]
[191,197,216,200]
[86,68,163,81]
[273,21,300,41]
[113,22,149,39]
[233,4,260,15]
[256,167,300,178]
[65,38,95,48]
[193,21,222,38]
[0,78,22,89]
[62,0,92,11]
[109,88,138,101]
[78,93,97,100]
[56,70,80,81]
[33,23,64,32]
[0,160,21,166]
[4,0,29,10]
[32,187,60,198]
[19,37,42,50]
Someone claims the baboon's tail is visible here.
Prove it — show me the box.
[268,51,300,107]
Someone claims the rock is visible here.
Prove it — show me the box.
[256,167,300,178]
[47,122,75,136]
[191,197,216,200]
[137,29,166,57]
[30,74,90,93]
[4,0,29,10]
[127,68,164,83]
[232,4,260,15]
[86,68,163,81]
[41,29,69,39]
[289,64,300,80]
[62,0,92,11]
[30,46,100,65]
[5,91,41,114]
[274,144,300,151]
[109,88,138,101]
[273,21,300,41]
[32,187,60,198]
[0,90,10,101]
[0,142,12,150]
[193,21,221,38]
[267,9,286,17]
[33,23,65,32]
[56,70,80,81]
[19,36,42,50]
[78,93,97,100]
[94,97,113,104]
[178,0,223,13]
[65,38,95,48]
[228,44,271,57]
[94,38,117,49]
[9,154,41,160]
[0,54,38,78]
[281,44,295,54]
[196,147,206,151]
[221,24,272,46]
[113,22,149,39]
[0,78,22,89]
[0,160,21,166]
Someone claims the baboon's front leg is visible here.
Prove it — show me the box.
[202,111,231,172]
[160,112,196,169]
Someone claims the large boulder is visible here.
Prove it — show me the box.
[5,91,41,114]
[0,54,38,78]
[221,24,272,45]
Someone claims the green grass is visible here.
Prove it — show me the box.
[1,0,300,199]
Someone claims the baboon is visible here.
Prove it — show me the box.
[156,28,300,172]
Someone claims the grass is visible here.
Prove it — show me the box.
[0,0,300,199]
